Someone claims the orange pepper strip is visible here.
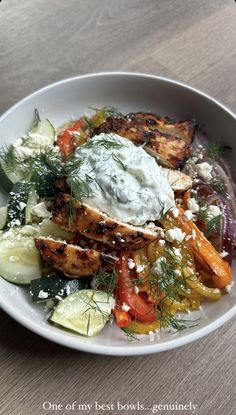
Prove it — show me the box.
[182,190,191,210]
[168,207,232,289]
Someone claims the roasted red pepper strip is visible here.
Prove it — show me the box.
[56,119,85,156]
[113,307,131,328]
[117,252,157,322]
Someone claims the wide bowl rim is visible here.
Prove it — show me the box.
[0,71,236,356]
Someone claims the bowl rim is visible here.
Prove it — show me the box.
[0,71,236,356]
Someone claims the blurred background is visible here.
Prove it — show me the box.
[1,0,236,114]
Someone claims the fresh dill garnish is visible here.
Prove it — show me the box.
[207,142,223,161]
[160,314,198,331]
[93,269,117,298]
[198,209,222,237]
[67,193,76,226]
[83,115,94,132]
[111,153,127,170]
[0,145,27,174]
[159,205,173,221]
[205,214,222,237]
[121,327,139,342]
[32,108,41,130]
[68,174,95,201]
[84,296,111,323]
[89,106,124,118]
[83,134,124,150]
[211,177,226,196]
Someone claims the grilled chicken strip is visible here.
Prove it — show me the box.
[161,168,193,192]
[94,112,196,169]
[35,237,117,277]
[52,193,158,250]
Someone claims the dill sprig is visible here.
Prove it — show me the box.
[211,177,226,196]
[198,209,222,237]
[160,314,199,331]
[68,174,94,201]
[89,106,124,118]
[32,108,41,130]
[84,297,111,324]
[207,142,223,161]
[93,269,117,298]
[121,327,139,342]
[83,134,125,150]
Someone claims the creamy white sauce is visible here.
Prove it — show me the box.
[67,133,175,226]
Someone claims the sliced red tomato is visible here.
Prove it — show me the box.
[113,307,131,328]
[56,119,85,156]
[117,252,157,322]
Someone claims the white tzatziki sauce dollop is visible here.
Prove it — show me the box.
[67,133,175,226]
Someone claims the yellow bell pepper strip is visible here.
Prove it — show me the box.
[126,319,161,334]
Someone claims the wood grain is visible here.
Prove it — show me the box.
[0,1,236,414]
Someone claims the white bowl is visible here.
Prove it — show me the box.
[0,72,235,355]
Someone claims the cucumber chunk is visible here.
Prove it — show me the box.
[0,206,7,230]
[30,275,91,302]
[50,290,115,336]
[0,237,42,284]
[7,182,37,227]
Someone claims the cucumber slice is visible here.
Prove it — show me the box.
[0,237,42,284]
[31,116,55,141]
[0,206,7,230]
[39,219,75,241]
[0,149,29,193]
[7,182,37,226]
[30,275,91,302]
[50,290,115,336]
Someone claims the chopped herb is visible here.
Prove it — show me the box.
[207,142,223,161]
[121,327,139,342]
[89,106,124,118]
[94,269,117,298]
[211,177,226,196]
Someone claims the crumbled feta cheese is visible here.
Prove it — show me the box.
[31,202,50,218]
[136,264,145,273]
[173,248,182,258]
[212,288,221,294]
[19,202,27,211]
[122,303,131,312]
[172,207,179,218]
[196,162,212,181]
[174,269,181,276]
[225,281,234,294]
[166,228,186,244]
[187,198,199,213]
[220,250,228,258]
[38,290,49,299]
[152,256,166,275]
[148,331,155,342]
[134,286,140,294]
[206,205,221,220]
[158,239,166,247]
[128,258,135,269]
[184,210,193,221]
[55,295,63,301]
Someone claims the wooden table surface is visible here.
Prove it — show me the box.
[0,1,236,414]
